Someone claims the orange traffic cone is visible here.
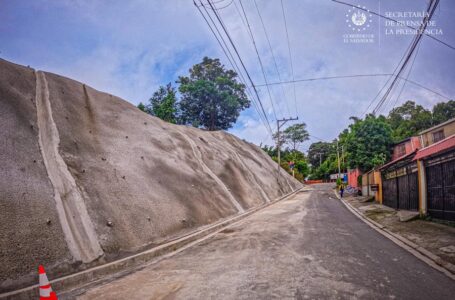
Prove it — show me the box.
[38,265,58,300]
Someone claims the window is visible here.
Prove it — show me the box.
[432,130,445,143]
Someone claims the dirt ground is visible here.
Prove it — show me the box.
[343,194,455,266]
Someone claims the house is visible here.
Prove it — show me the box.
[414,133,455,221]
[356,138,421,201]
[419,117,455,147]
[378,137,422,210]
[379,150,419,211]
[378,117,455,221]
[391,136,421,160]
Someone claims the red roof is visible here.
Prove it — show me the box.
[414,135,455,161]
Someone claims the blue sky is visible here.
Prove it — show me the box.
[1,0,454,151]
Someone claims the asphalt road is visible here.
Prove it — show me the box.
[76,184,455,299]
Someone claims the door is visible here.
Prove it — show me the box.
[382,177,398,209]
[382,170,418,211]
[426,159,455,221]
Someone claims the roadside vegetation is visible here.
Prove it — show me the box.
[261,123,310,181]
[308,100,455,180]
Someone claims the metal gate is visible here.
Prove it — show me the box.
[426,158,455,221]
[382,165,419,211]
[382,176,398,209]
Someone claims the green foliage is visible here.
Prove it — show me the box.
[344,114,393,172]
[261,145,308,181]
[137,102,148,113]
[432,100,455,125]
[295,161,309,178]
[177,57,249,130]
[261,145,276,157]
[151,83,178,123]
[282,123,310,151]
[387,101,432,142]
[336,177,342,187]
[308,100,454,180]
[357,174,362,186]
[307,141,333,168]
[140,83,177,123]
[310,150,342,180]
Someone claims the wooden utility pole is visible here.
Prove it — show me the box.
[276,117,298,179]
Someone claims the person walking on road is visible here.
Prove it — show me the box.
[340,184,344,198]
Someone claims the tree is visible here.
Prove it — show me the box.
[282,123,310,151]
[295,161,309,178]
[307,141,333,167]
[137,102,149,113]
[432,100,455,125]
[387,100,432,142]
[261,145,309,181]
[178,57,249,130]
[143,83,178,123]
[345,114,393,172]
[261,144,276,157]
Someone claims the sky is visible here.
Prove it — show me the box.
[1,0,454,152]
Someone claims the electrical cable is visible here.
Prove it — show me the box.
[195,0,274,136]
[281,0,298,117]
[253,0,292,117]
[205,0,275,134]
[238,0,278,121]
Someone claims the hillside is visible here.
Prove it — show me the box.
[0,59,302,292]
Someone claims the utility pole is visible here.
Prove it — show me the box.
[276,117,298,179]
[341,145,345,172]
[337,140,341,179]
[316,152,323,166]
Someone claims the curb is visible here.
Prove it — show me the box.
[1,187,304,300]
[334,190,455,281]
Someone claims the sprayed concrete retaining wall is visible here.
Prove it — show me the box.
[0,59,302,293]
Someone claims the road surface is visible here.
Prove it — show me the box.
[74,184,455,299]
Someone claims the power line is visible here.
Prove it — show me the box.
[373,0,439,114]
[253,0,292,117]
[400,76,451,101]
[361,39,417,116]
[238,0,278,121]
[204,0,275,135]
[386,42,422,113]
[332,0,455,51]
[281,0,298,116]
[254,72,452,104]
[195,0,273,136]
[196,0,234,10]
[255,73,393,86]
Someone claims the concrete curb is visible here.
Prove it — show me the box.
[1,187,304,300]
[334,190,455,281]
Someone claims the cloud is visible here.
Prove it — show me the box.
[2,0,454,149]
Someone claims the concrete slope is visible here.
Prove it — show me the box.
[0,58,302,292]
